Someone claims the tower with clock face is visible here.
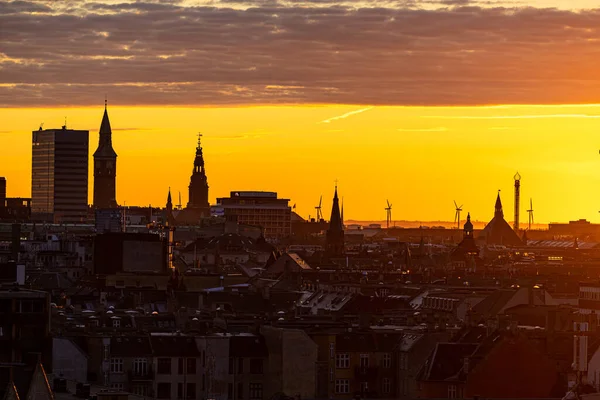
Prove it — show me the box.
[93,100,118,209]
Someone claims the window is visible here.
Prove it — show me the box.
[329,343,335,359]
[383,378,391,394]
[238,358,244,374]
[229,358,234,374]
[178,383,184,399]
[112,319,120,328]
[132,385,148,397]
[133,359,147,376]
[187,383,196,400]
[110,358,123,373]
[157,383,171,399]
[249,383,263,399]
[103,344,110,361]
[237,382,243,399]
[359,354,369,368]
[111,383,124,391]
[448,384,457,399]
[179,358,185,375]
[360,382,368,393]
[250,359,263,374]
[330,367,334,383]
[157,358,171,375]
[187,358,197,374]
[335,379,350,394]
[383,353,392,368]
[399,352,408,370]
[228,383,233,400]
[335,353,349,369]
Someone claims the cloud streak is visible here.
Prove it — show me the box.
[3,1,600,107]
[320,106,374,123]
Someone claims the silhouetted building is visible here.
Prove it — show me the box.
[95,208,123,233]
[0,177,5,207]
[94,232,167,275]
[451,213,480,267]
[0,194,31,222]
[479,192,522,247]
[93,101,118,209]
[187,135,210,216]
[31,125,89,223]
[326,186,344,255]
[215,191,292,239]
[165,188,176,227]
[0,288,50,364]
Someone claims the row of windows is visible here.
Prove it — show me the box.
[227,382,263,400]
[581,290,600,300]
[334,379,392,394]
[111,358,198,375]
[156,382,197,399]
[228,358,264,374]
[335,353,392,369]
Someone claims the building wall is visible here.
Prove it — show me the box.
[196,336,230,400]
[31,129,89,224]
[262,326,318,399]
[52,337,88,383]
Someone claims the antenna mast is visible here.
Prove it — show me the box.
[527,198,534,230]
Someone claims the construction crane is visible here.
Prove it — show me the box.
[454,200,463,230]
[527,198,534,230]
[385,200,392,229]
[315,195,323,221]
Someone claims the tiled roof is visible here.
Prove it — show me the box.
[422,343,478,382]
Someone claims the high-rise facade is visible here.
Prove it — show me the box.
[93,101,118,209]
[31,126,89,223]
[215,191,292,239]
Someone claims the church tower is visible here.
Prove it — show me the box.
[186,134,210,216]
[326,185,344,256]
[93,100,117,208]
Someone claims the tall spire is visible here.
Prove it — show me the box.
[340,197,344,227]
[494,190,504,218]
[329,184,342,231]
[93,99,118,209]
[167,187,172,207]
[187,133,210,215]
[326,183,344,256]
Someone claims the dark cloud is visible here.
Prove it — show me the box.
[1,0,600,107]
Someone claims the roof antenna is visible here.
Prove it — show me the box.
[105,94,107,110]
[62,117,67,130]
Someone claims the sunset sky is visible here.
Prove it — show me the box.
[2,0,600,223]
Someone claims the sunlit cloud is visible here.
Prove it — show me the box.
[424,114,600,120]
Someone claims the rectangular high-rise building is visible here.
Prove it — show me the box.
[0,177,5,207]
[215,191,292,239]
[31,127,89,224]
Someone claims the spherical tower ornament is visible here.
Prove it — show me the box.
[514,171,521,181]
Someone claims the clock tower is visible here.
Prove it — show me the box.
[93,100,118,209]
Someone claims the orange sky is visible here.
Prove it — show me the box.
[1,104,600,224]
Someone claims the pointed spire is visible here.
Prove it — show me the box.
[329,183,342,232]
[494,190,504,218]
[167,187,172,206]
[464,212,474,236]
[340,197,344,227]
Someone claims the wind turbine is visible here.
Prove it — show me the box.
[315,195,323,221]
[527,198,534,230]
[385,200,392,229]
[454,201,463,230]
